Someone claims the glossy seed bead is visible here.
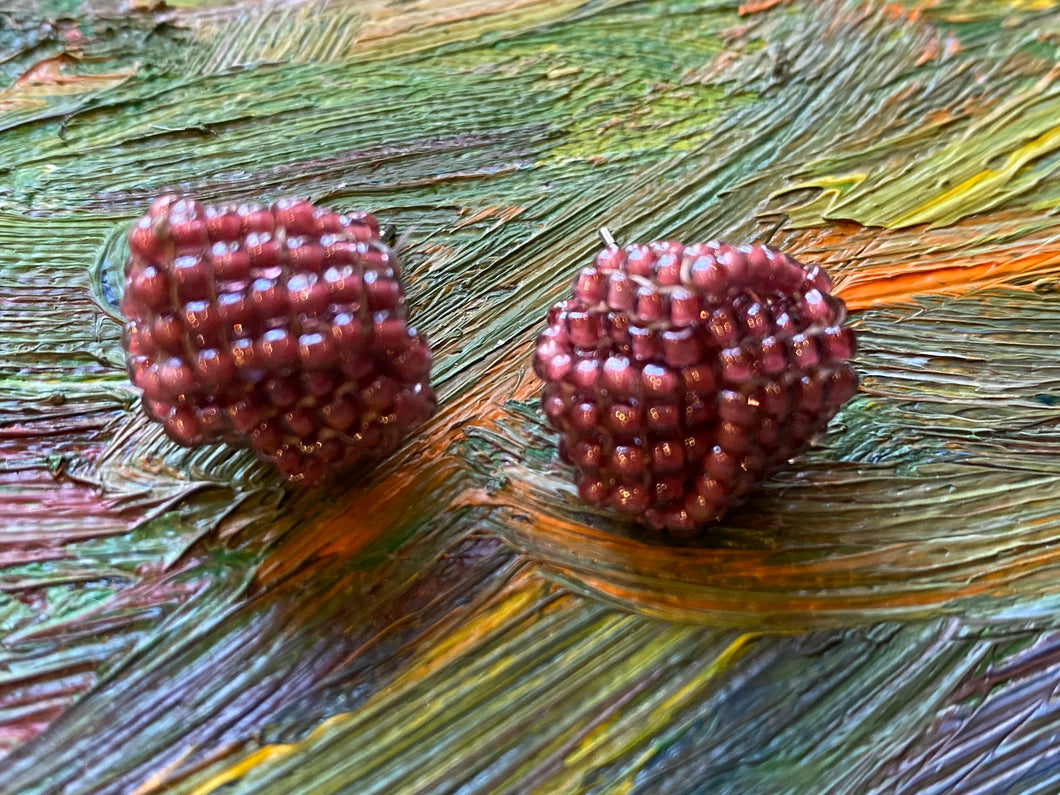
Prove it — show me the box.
[130,265,171,311]
[606,271,635,311]
[821,325,856,361]
[194,349,234,389]
[634,286,666,323]
[611,444,644,475]
[625,244,655,277]
[646,402,680,431]
[662,327,700,367]
[611,482,649,515]
[651,440,684,472]
[256,329,299,369]
[641,363,679,396]
[607,403,642,436]
[602,356,639,397]
[789,333,819,367]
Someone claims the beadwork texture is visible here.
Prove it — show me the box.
[534,239,857,534]
[121,196,435,485]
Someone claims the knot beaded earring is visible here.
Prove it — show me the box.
[533,229,857,535]
[121,196,435,485]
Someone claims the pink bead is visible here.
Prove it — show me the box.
[164,405,203,446]
[183,300,221,345]
[158,357,193,396]
[373,315,411,350]
[630,326,660,361]
[646,402,680,431]
[718,389,757,424]
[611,445,644,475]
[606,271,635,311]
[230,337,260,371]
[684,398,714,426]
[288,274,330,316]
[299,331,339,369]
[669,287,700,326]
[757,417,780,447]
[289,241,326,272]
[578,475,611,506]
[789,333,820,368]
[249,278,288,318]
[801,288,835,326]
[273,198,318,235]
[567,358,600,390]
[758,380,790,416]
[331,311,364,349]
[130,264,172,311]
[240,208,275,235]
[625,243,655,277]
[820,325,856,362]
[152,314,185,355]
[169,217,208,248]
[391,343,431,380]
[263,375,299,408]
[283,407,318,438]
[570,439,603,469]
[720,347,753,382]
[688,253,725,295]
[610,483,649,515]
[796,375,824,412]
[324,265,362,304]
[256,329,299,369]
[245,233,282,269]
[602,355,639,397]
[826,367,859,406]
[682,363,716,395]
[365,271,401,311]
[567,310,599,349]
[323,395,359,431]
[205,211,242,242]
[594,244,626,272]
[695,474,730,507]
[607,403,641,436]
[717,421,750,454]
[211,243,251,282]
[683,431,712,463]
[715,244,747,284]
[641,363,679,396]
[758,336,787,375]
[635,286,666,323]
[570,401,598,432]
[662,327,700,367]
[738,302,770,339]
[705,445,737,483]
[128,216,165,262]
[651,440,684,472]
[709,308,739,346]
[194,348,234,389]
[573,267,607,304]
[654,252,681,286]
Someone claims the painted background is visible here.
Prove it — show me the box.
[2,0,1060,792]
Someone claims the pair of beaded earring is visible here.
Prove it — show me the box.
[120,197,857,534]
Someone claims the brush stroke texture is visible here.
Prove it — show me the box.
[2,0,1060,793]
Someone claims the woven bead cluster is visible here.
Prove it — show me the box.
[533,239,858,534]
[121,196,435,485]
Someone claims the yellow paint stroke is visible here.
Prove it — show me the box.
[187,713,352,795]
[566,633,754,769]
[890,122,1060,229]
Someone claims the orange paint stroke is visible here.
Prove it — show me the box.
[836,250,1060,310]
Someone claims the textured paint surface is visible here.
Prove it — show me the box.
[2,0,1060,792]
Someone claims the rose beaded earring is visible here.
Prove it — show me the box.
[533,229,858,536]
[121,196,435,485]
